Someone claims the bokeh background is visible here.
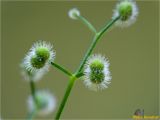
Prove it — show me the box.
[1,0,159,119]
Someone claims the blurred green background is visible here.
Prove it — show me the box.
[1,0,159,119]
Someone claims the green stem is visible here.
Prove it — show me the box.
[99,16,120,37]
[55,75,77,119]
[51,62,72,76]
[30,80,38,106]
[75,72,84,78]
[26,110,37,120]
[78,15,97,33]
[76,16,120,74]
[27,79,38,120]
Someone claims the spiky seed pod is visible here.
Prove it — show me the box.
[21,40,55,81]
[112,0,138,27]
[83,54,111,91]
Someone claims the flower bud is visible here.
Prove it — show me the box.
[21,40,55,81]
[68,8,80,20]
[27,90,56,116]
[118,0,133,21]
[83,54,111,91]
[112,0,138,27]
[22,40,55,73]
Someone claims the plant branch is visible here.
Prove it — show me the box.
[76,16,120,74]
[30,80,38,106]
[27,80,38,120]
[26,110,37,120]
[51,62,72,76]
[55,75,77,119]
[75,72,84,78]
[78,15,97,34]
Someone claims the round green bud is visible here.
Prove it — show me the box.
[89,60,105,84]
[90,60,104,70]
[118,1,132,21]
[36,47,50,61]
[31,56,46,69]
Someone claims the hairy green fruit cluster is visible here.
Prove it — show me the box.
[89,60,105,84]
[31,47,50,69]
[118,1,132,21]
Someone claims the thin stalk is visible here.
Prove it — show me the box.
[27,79,38,120]
[55,75,77,119]
[78,15,97,34]
[99,16,120,37]
[75,72,84,78]
[26,110,37,120]
[76,16,120,74]
[51,62,72,76]
[30,80,38,106]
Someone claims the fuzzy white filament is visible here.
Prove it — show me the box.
[83,54,111,91]
[20,64,46,82]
